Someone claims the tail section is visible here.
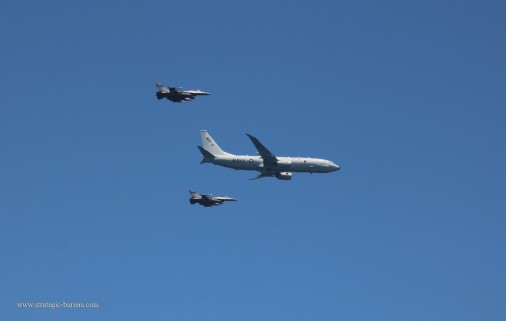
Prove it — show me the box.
[189,190,200,198]
[197,146,215,163]
[200,130,229,156]
[155,82,170,93]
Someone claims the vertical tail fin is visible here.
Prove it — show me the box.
[189,190,200,198]
[155,82,170,93]
[200,130,229,155]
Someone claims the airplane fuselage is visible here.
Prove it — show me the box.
[184,90,210,96]
[157,91,195,101]
[205,154,338,174]
[190,198,223,206]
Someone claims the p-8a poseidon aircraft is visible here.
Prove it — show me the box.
[197,130,340,180]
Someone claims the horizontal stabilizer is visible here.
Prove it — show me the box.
[198,146,215,163]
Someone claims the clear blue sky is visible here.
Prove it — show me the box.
[1,0,505,320]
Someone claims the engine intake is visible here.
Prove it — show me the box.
[275,172,292,180]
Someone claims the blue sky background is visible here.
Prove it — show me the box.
[1,0,505,320]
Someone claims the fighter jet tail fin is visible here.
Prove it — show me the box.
[189,189,200,198]
[198,146,215,163]
[155,82,170,93]
[200,130,230,156]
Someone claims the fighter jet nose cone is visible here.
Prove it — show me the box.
[335,165,340,171]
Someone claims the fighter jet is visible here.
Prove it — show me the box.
[189,190,237,207]
[155,82,210,103]
[197,130,340,180]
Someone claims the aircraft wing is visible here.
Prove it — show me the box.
[168,97,185,102]
[245,133,278,164]
[249,173,274,180]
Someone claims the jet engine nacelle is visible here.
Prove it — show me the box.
[275,172,292,180]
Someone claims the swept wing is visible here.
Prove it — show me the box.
[245,133,278,164]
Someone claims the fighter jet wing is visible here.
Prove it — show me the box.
[245,133,278,164]
[168,97,185,103]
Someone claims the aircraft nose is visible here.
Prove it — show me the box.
[323,162,340,172]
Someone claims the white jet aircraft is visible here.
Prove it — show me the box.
[197,130,340,180]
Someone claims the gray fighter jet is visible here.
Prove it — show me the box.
[156,83,210,103]
[189,190,237,207]
[197,130,340,180]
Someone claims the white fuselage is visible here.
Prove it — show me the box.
[208,154,339,174]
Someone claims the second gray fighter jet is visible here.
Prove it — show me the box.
[156,83,210,103]
[189,190,236,207]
